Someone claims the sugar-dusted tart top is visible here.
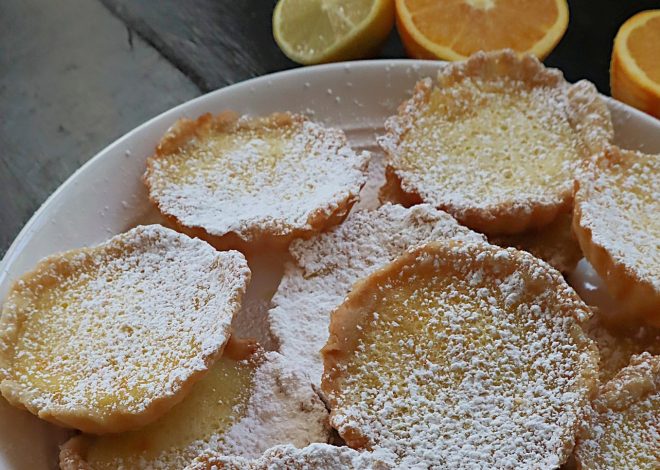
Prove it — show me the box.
[188,443,398,470]
[268,203,485,384]
[379,49,613,235]
[0,225,250,434]
[322,241,598,468]
[145,111,369,247]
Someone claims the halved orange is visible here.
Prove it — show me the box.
[611,10,660,119]
[396,0,569,60]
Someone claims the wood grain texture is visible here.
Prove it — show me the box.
[99,0,298,91]
[99,0,407,91]
[0,0,199,254]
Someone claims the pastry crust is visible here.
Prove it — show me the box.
[573,146,660,327]
[574,353,660,469]
[0,225,250,434]
[584,308,660,383]
[322,241,598,467]
[378,49,613,235]
[144,111,369,252]
[268,204,485,385]
[489,210,583,274]
[59,339,329,469]
[378,166,422,207]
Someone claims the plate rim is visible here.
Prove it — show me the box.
[2,58,658,276]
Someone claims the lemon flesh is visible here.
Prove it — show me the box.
[273,0,395,64]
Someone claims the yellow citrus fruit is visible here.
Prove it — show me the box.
[395,0,569,60]
[611,10,660,119]
[273,0,395,65]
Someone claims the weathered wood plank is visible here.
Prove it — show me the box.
[99,0,299,91]
[0,0,200,254]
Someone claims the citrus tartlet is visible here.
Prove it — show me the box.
[0,225,250,434]
[378,50,613,235]
[268,203,485,384]
[145,111,369,251]
[59,339,329,468]
[322,241,598,467]
[575,353,659,469]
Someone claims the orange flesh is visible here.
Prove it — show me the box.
[404,0,559,55]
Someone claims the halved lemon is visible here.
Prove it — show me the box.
[396,0,569,60]
[611,10,660,119]
[273,0,395,65]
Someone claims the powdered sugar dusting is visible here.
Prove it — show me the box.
[145,114,369,242]
[189,443,398,469]
[216,352,329,457]
[575,353,659,469]
[165,352,328,467]
[159,352,329,467]
[325,242,597,468]
[71,351,328,469]
[377,51,612,229]
[0,225,250,427]
[268,204,485,384]
[575,147,660,292]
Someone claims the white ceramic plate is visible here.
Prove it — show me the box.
[1,60,659,469]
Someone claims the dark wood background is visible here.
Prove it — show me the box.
[1,0,658,254]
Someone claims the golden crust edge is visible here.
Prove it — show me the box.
[596,352,660,412]
[583,308,660,383]
[321,240,599,460]
[158,190,360,254]
[488,211,583,274]
[59,435,93,470]
[378,50,613,236]
[0,227,251,434]
[144,111,368,251]
[573,147,660,327]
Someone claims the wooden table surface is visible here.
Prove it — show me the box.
[1,0,657,254]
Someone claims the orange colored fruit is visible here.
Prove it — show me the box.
[611,10,660,119]
[395,0,569,60]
